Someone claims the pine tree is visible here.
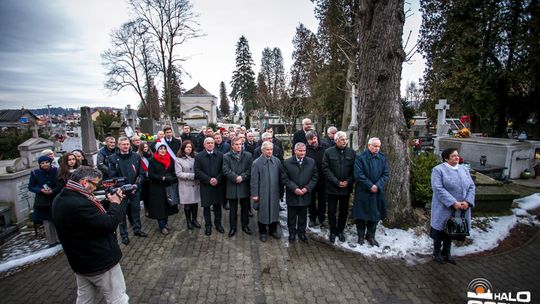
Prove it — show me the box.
[230,36,257,122]
[219,81,230,118]
[290,23,321,104]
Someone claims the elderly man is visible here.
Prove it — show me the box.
[323,126,337,147]
[244,132,257,154]
[150,130,165,152]
[223,137,253,237]
[253,132,283,162]
[322,131,356,243]
[257,126,283,151]
[352,137,389,247]
[283,142,318,242]
[293,118,315,146]
[251,141,283,242]
[305,130,328,227]
[97,136,117,178]
[131,135,141,153]
[194,137,225,236]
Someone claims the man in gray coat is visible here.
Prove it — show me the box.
[250,141,283,242]
[223,137,253,237]
[283,143,318,242]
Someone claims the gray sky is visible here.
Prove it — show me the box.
[0,0,424,110]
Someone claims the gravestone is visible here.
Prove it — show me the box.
[80,107,98,166]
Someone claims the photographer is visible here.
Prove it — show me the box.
[108,136,148,245]
[52,166,129,303]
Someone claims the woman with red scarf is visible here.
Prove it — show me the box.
[147,143,179,234]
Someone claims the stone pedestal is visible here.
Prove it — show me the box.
[0,169,34,226]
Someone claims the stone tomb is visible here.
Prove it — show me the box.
[438,137,540,179]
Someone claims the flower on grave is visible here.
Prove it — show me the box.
[455,128,471,138]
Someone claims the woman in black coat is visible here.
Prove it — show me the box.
[148,143,179,235]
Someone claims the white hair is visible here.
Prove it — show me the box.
[302,118,312,124]
[262,132,272,140]
[204,137,215,144]
[368,137,381,145]
[335,131,348,141]
[327,126,337,134]
[261,141,273,150]
[294,142,306,151]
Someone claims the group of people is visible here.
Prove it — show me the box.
[27,119,475,303]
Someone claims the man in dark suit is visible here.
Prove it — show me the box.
[222,137,253,237]
[194,137,225,236]
[244,132,257,154]
[180,125,197,149]
[305,130,328,227]
[283,142,318,242]
[292,118,315,146]
[162,126,182,156]
[257,126,283,152]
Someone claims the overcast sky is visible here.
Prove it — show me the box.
[0,0,425,110]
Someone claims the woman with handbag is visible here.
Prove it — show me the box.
[28,155,60,247]
[175,140,201,230]
[148,142,179,235]
[430,148,475,264]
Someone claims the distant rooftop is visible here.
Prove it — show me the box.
[183,83,215,97]
[0,109,38,122]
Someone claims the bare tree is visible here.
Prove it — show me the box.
[356,0,416,227]
[129,0,202,117]
[102,20,158,118]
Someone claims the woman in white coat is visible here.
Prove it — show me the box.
[175,140,201,230]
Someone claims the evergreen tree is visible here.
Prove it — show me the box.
[290,23,321,105]
[419,0,538,135]
[219,81,230,117]
[138,78,160,120]
[230,36,257,121]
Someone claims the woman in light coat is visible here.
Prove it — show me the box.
[175,140,201,230]
[430,148,475,264]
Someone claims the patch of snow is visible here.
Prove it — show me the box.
[514,193,540,211]
[0,245,63,274]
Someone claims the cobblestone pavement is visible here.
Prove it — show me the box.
[1,213,539,304]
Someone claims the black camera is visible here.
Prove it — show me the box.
[94,177,137,196]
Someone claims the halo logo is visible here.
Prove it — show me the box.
[467,278,531,304]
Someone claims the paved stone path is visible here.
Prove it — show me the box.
[1,214,539,303]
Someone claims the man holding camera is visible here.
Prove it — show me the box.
[109,136,148,245]
[52,166,129,303]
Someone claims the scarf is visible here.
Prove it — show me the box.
[65,180,106,214]
[153,151,171,170]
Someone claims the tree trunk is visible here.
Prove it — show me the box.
[341,61,355,130]
[356,0,416,228]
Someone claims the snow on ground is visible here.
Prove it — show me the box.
[1,194,539,275]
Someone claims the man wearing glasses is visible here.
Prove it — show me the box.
[52,166,129,303]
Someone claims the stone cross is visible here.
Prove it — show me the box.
[435,99,450,137]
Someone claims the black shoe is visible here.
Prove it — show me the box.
[191,220,201,229]
[443,255,456,265]
[434,254,445,264]
[223,202,230,210]
[329,233,336,243]
[367,238,379,247]
[242,225,252,235]
[338,233,346,242]
[260,233,268,242]
[216,226,225,233]
[288,234,296,242]
[229,228,237,237]
[269,231,281,239]
[121,236,130,245]
[357,236,365,245]
[134,231,148,237]
[205,227,212,236]
[298,234,307,242]
[187,221,193,230]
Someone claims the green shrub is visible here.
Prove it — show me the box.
[410,151,438,208]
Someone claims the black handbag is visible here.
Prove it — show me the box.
[165,182,179,206]
[444,209,470,240]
